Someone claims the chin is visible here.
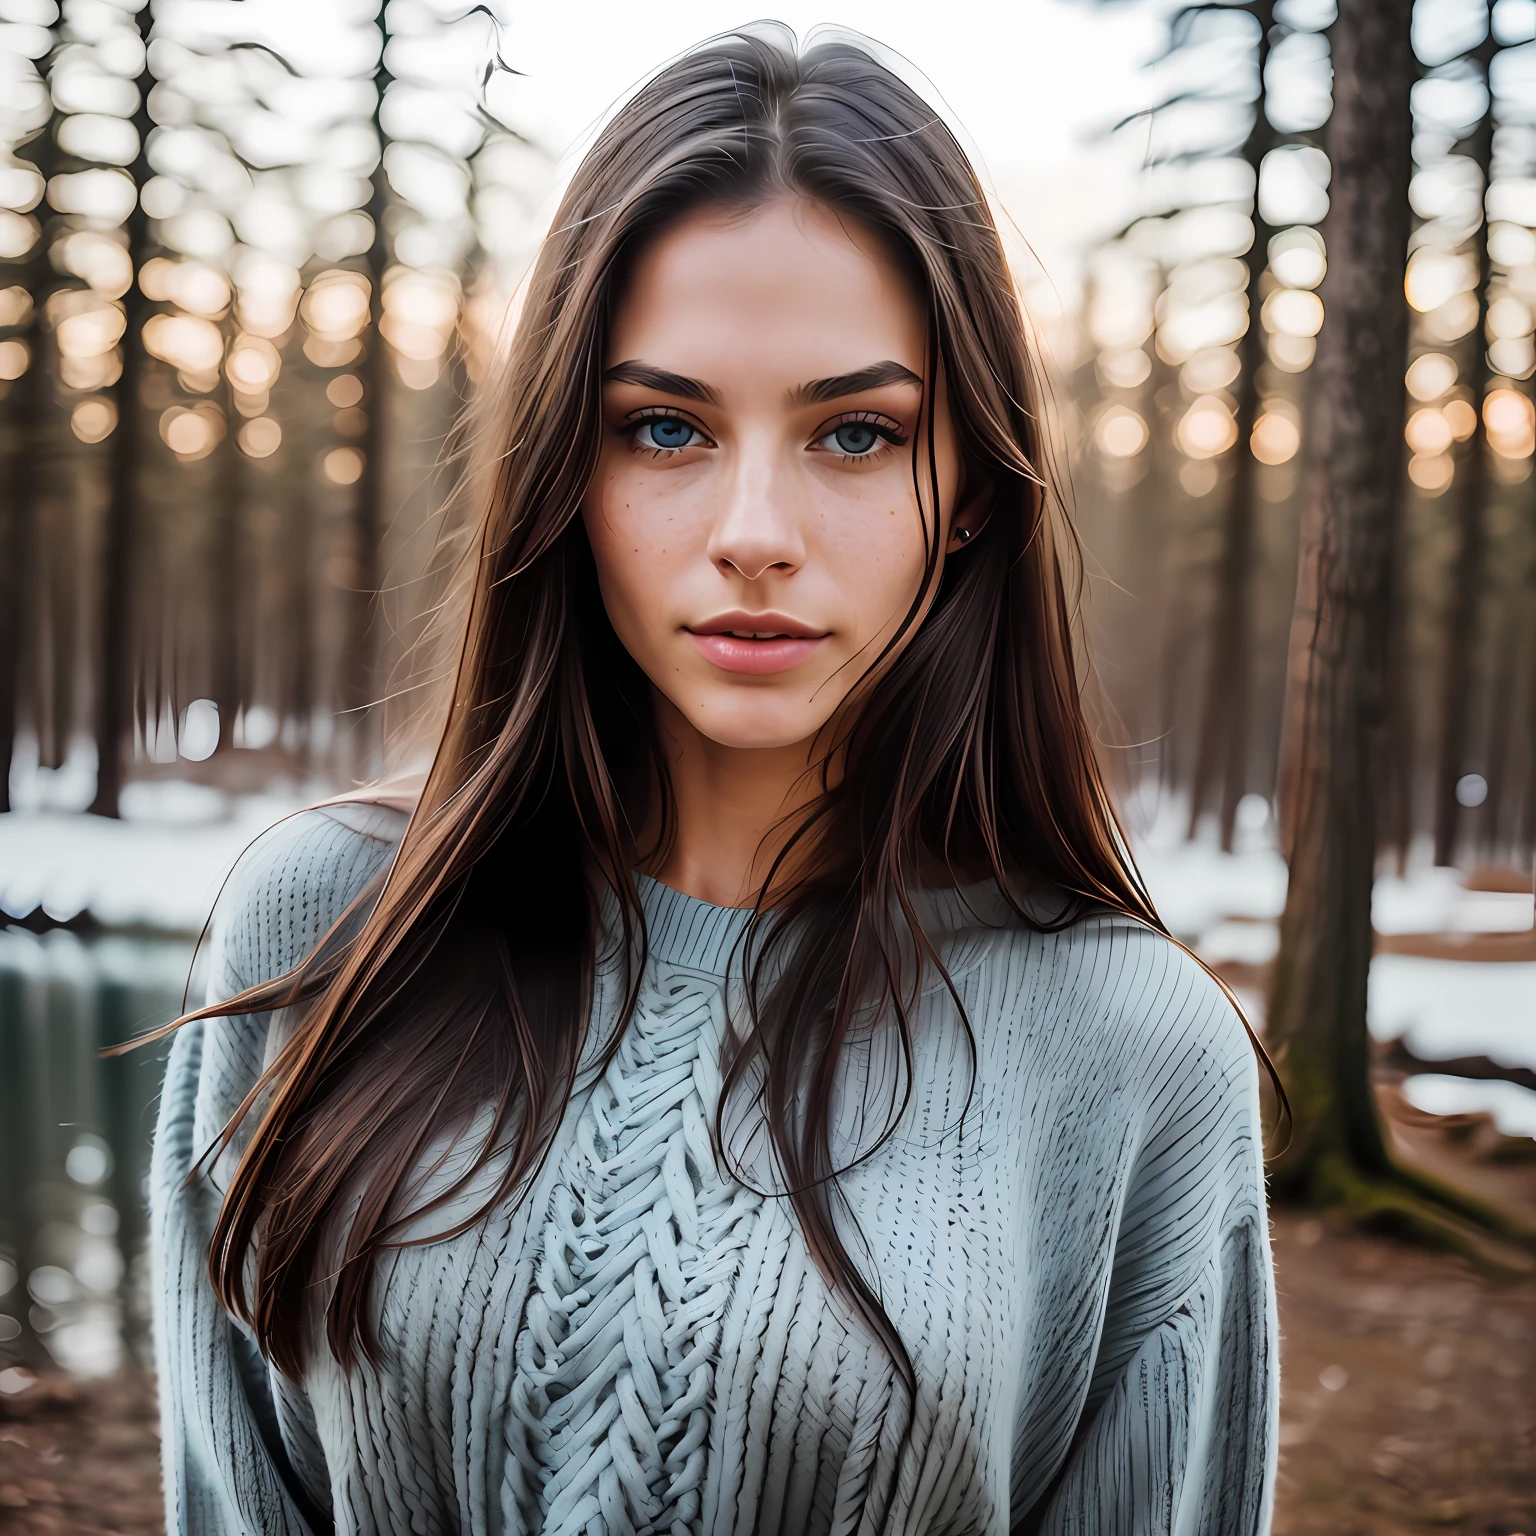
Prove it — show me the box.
[683,691,832,754]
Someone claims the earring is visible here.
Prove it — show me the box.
[955,526,972,543]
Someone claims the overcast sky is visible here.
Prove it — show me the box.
[491,2,1172,308]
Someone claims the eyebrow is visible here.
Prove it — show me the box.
[601,361,719,404]
[792,359,923,406]
[600,357,924,409]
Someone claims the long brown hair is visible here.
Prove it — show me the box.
[170,24,1216,1397]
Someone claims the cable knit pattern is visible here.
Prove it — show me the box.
[150,805,1278,1536]
[507,971,763,1533]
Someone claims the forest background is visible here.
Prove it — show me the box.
[0,0,1533,1531]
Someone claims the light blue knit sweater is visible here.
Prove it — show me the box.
[150,802,1277,1535]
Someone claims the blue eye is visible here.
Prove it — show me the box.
[826,421,882,456]
[636,417,698,451]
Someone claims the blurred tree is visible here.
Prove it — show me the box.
[1432,5,1496,865]
[1187,0,1276,849]
[0,12,58,816]
[1266,0,1531,1248]
[1073,0,1331,829]
[1266,0,1410,1194]
[89,0,154,818]
[348,4,392,771]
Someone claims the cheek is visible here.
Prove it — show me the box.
[811,467,939,624]
[581,460,694,642]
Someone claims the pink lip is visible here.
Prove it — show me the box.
[686,612,828,675]
[687,632,825,675]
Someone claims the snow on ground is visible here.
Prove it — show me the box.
[0,781,316,934]
[1368,954,1536,1066]
[2,779,1534,1134]
[1404,1074,1536,1139]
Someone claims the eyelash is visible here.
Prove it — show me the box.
[814,411,908,463]
[623,408,909,463]
[625,410,713,458]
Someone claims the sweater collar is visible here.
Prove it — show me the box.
[612,868,1053,980]
[630,874,755,976]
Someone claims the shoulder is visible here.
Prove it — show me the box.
[211,799,409,997]
[967,911,1257,1115]
[159,801,409,1165]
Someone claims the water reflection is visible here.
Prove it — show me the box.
[0,928,192,1376]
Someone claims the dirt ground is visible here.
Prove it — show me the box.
[0,1200,1531,1534]
[1269,1206,1534,1535]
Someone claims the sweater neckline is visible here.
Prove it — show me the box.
[632,873,755,975]
[622,868,1043,979]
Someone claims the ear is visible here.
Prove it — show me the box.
[945,474,993,554]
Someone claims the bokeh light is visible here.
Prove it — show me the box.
[1269,227,1326,290]
[1405,352,1457,400]
[326,373,364,408]
[1263,288,1325,338]
[1178,396,1237,459]
[1252,407,1301,465]
[1181,347,1240,394]
[159,405,224,461]
[1484,388,1535,457]
[238,418,282,459]
[1096,405,1149,458]
[142,313,224,375]
[0,339,29,381]
[70,398,117,445]
[1405,407,1454,456]
[226,336,281,393]
[1408,453,1454,494]
[323,446,365,485]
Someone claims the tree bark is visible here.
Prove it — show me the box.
[1189,0,1276,848]
[1267,0,1414,1198]
[341,3,393,783]
[88,3,154,817]
[0,33,61,814]
[0,255,43,817]
[1432,11,1497,866]
[211,384,244,755]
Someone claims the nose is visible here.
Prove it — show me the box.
[705,437,806,582]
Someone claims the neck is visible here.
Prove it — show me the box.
[639,694,833,908]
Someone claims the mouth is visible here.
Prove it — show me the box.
[685,611,828,676]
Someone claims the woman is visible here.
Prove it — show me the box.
[151,24,1277,1536]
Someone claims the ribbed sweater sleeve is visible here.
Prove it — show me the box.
[1030,933,1278,1536]
[150,806,403,1536]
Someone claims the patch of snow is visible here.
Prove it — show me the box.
[1374,868,1534,934]
[0,784,321,934]
[1403,1074,1536,1139]
[7,734,99,815]
[119,779,230,825]
[1369,954,1536,1066]
[1197,919,1280,966]
[1133,837,1289,941]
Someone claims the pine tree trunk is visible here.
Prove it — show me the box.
[88,4,154,817]
[1189,0,1276,848]
[1266,0,1413,1198]
[211,385,244,756]
[342,3,393,782]
[0,250,43,816]
[1432,15,1497,866]
[2,39,61,813]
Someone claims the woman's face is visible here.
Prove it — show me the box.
[582,197,976,754]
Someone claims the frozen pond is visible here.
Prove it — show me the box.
[0,929,193,1377]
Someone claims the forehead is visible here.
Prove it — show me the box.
[606,197,926,380]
